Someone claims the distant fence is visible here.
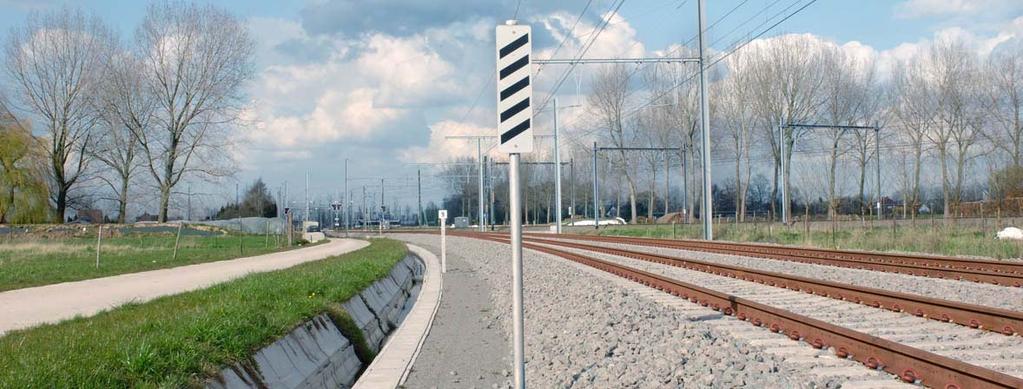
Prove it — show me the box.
[192,217,287,234]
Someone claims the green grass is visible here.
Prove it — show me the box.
[584,222,1023,259]
[0,238,406,388]
[0,232,302,291]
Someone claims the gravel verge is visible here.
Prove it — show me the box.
[392,233,887,388]
[537,236,1023,312]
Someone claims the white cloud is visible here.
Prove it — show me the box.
[895,0,981,19]
[239,18,495,164]
[399,120,496,163]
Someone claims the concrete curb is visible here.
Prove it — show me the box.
[353,244,443,389]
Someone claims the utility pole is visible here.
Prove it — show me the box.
[418,168,423,227]
[380,178,385,234]
[478,138,485,231]
[570,157,575,220]
[697,0,713,240]
[592,142,599,229]
[489,157,497,228]
[682,145,688,224]
[780,125,788,225]
[304,172,310,223]
[554,97,563,233]
[344,159,350,237]
[875,126,882,221]
[446,135,494,231]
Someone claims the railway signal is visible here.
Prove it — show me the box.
[496,21,533,153]
[496,19,530,389]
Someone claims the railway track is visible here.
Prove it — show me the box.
[522,233,1023,287]
[442,232,1023,388]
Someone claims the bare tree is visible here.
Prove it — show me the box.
[891,58,935,220]
[133,1,254,222]
[4,8,114,222]
[744,35,829,222]
[589,64,640,223]
[91,50,153,223]
[717,52,756,221]
[983,41,1023,166]
[823,49,883,219]
[647,59,700,220]
[925,39,982,219]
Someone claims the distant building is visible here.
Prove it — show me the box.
[72,209,103,224]
[136,212,159,222]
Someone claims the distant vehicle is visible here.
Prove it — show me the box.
[302,221,320,232]
[301,221,325,242]
[454,216,470,228]
[568,217,627,226]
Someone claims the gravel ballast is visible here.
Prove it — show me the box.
[392,234,907,388]
[527,240,1023,379]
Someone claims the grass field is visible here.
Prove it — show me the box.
[0,238,404,388]
[0,228,302,292]
[581,222,1023,259]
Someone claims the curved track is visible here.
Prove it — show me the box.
[523,233,1023,287]
[439,231,1023,388]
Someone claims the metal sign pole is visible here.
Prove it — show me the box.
[592,142,599,229]
[497,20,531,389]
[508,152,525,387]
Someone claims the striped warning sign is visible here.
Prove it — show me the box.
[496,24,533,153]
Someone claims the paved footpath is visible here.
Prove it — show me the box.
[0,238,368,335]
[395,235,512,388]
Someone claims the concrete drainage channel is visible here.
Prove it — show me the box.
[207,251,426,389]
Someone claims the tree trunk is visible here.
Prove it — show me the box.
[735,152,742,221]
[828,139,839,221]
[663,156,670,215]
[939,148,950,220]
[912,143,922,220]
[771,155,779,221]
[159,185,171,222]
[648,163,656,222]
[118,177,129,224]
[55,186,68,223]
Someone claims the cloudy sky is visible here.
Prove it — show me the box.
[2,0,1022,214]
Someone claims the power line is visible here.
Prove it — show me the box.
[627,0,819,118]
[535,0,626,114]
[535,0,594,79]
[512,0,524,20]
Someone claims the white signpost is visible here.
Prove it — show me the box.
[438,209,448,273]
[497,20,531,389]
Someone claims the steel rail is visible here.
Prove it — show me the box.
[525,233,1023,287]
[507,234,1023,336]
[464,233,1023,389]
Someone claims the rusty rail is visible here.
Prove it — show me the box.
[510,234,1023,336]
[523,233,1023,287]
[462,232,1023,389]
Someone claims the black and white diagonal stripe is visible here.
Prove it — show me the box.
[496,25,532,153]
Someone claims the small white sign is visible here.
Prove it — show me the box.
[438,209,448,219]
